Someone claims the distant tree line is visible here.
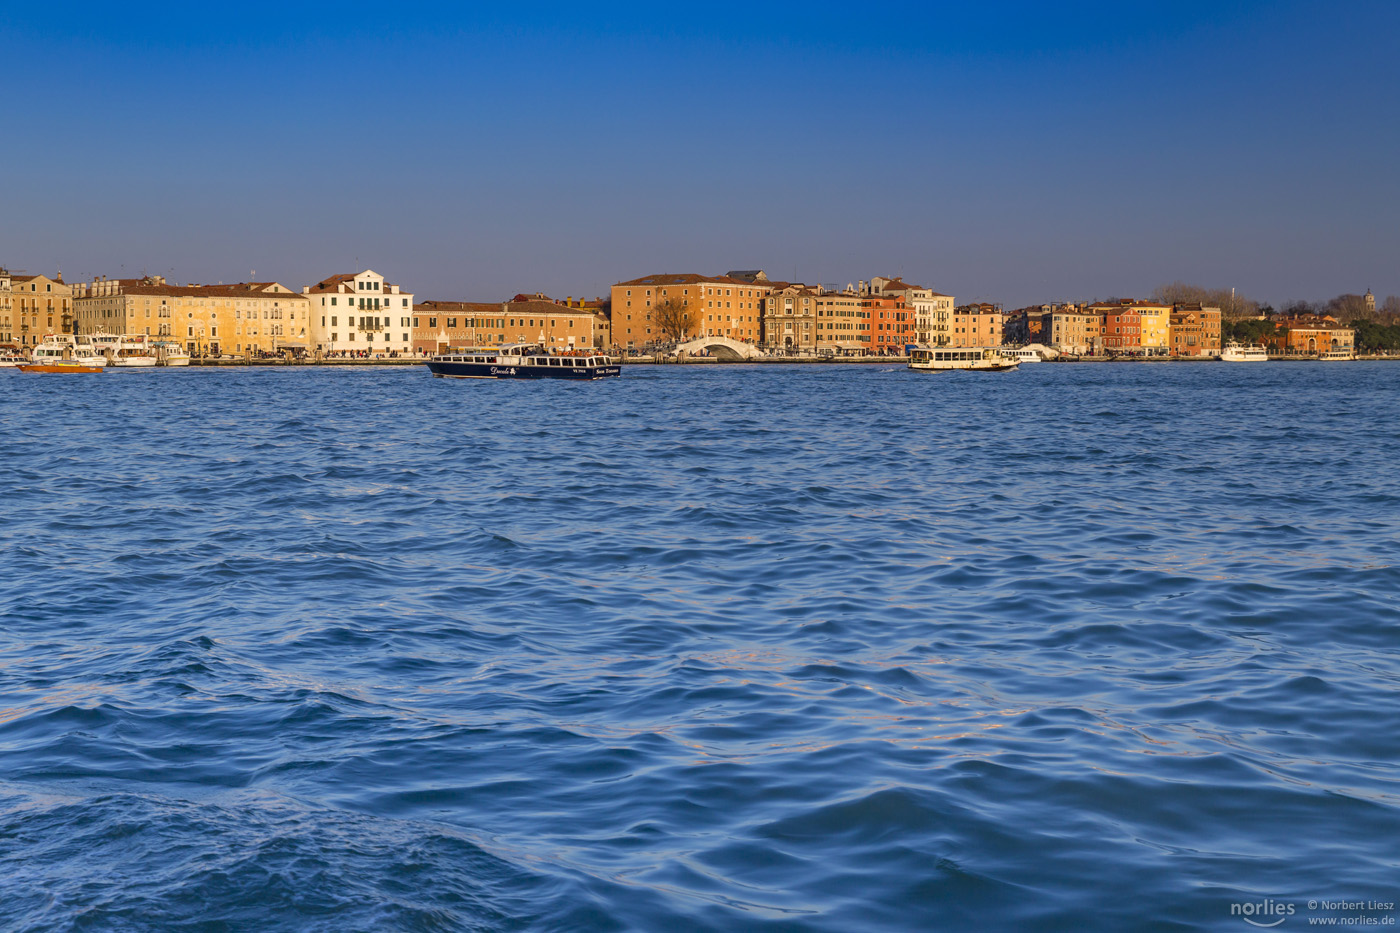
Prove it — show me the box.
[1159,282,1400,352]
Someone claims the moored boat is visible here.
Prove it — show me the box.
[1001,346,1044,364]
[1318,348,1354,361]
[151,341,192,366]
[1220,340,1268,362]
[427,344,621,380]
[109,334,160,368]
[23,335,107,372]
[908,346,1019,373]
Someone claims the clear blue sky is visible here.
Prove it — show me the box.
[4,0,1397,308]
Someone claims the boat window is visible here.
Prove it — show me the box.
[549,358,560,366]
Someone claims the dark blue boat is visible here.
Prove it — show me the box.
[426,344,622,380]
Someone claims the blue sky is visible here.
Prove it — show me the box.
[4,1,1397,307]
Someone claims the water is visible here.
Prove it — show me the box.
[1,361,1397,932]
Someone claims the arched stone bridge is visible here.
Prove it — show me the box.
[673,335,766,360]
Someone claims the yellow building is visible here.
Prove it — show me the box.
[1135,301,1172,355]
[3,271,73,346]
[73,276,310,357]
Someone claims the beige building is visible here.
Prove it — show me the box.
[610,274,769,348]
[73,276,310,357]
[303,270,414,356]
[815,291,866,353]
[3,272,73,346]
[413,297,610,353]
[1046,306,1097,355]
[761,284,820,351]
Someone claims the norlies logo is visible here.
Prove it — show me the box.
[1232,899,1296,927]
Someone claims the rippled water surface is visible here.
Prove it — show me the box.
[2,361,1398,931]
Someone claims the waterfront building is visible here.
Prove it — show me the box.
[1269,313,1355,356]
[413,296,610,353]
[1089,299,1169,355]
[1169,304,1222,357]
[761,283,820,352]
[610,274,769,349]
[871,277,953,346]
[814,290,865,354]
[949,303,1004,348]
[302,270,414,356]
[1046,305,1097,355]
[863,291,912,354]
[4,272,73,347]
[1092,300,1143,354]
[73,276,309,357]
[1136,302,1171,354]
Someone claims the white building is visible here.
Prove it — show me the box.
[303,269,414,355]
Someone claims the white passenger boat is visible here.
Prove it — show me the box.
[152,341,192,366]
[1220,340,1268,362]
[108,334,159,368]
[1318,348,1354,361]
[20,335,105,373]
[26,335,107,369]
[1001,346,1044,364]
[86,333,123,359]
[908,346,1019,373]
[0,346,28,368]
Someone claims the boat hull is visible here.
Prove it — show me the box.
[426,361,621,380]
[908,361,1020,373]
[19,363,105,374]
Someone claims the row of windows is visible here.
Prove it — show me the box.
[329,333,413,343]
[319,295,410,308]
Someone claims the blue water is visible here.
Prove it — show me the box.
[2,361,1398,932]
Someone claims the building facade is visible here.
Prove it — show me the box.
[863,292,912,354]
[413,298,610,353]
[73,276,310,356]
[1095,302,1141,353]
[303,270,414,356]
[814,291,865,353]
[1047,305,1097,355]
[761,284,820,352]
[1270,315,1355,355]
[949,303,1004,347]
[872,277,953,347]
[5,273,73,346]
[610,274,769,348]
[1168,304,1222,357]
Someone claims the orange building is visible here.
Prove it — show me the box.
[610,273,768,349]
[1268,314,1354,356]
[414,297,609,353]
[949,303,1004,347]
[1169,304,1222,357]
[1094,302,1142,353]
[862,293,912,354]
